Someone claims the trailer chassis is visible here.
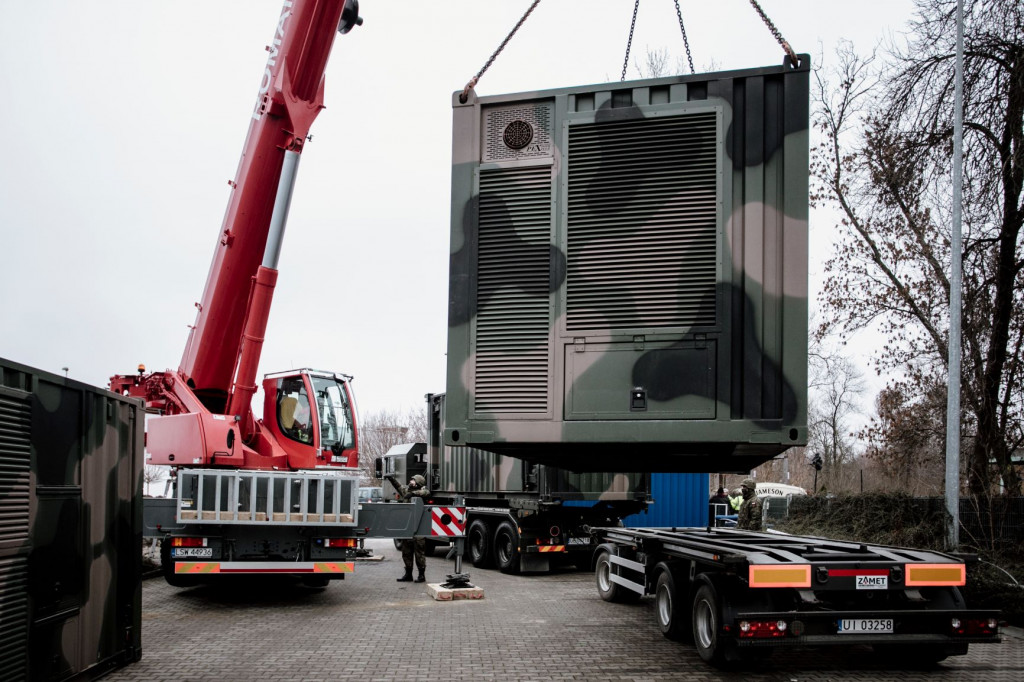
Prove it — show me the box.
[591,526,1001,667]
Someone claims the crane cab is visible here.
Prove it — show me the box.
[263,369,359,470]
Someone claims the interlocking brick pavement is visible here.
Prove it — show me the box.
[106,539,1023,682]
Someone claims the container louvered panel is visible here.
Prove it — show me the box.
[0,556,29,682]
[474,166,552,414]
[566,111,718,331]
[0,391,30,545]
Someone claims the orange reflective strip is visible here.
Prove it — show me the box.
[749,564,811,588]
[313,562,355,574]
[537,545,566,553]
[176,562,220,574]
[905,563,965,586]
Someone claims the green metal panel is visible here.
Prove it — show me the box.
[445,58,810,473]
[0,358,143,681]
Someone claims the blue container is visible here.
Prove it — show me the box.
[623,473,709,528]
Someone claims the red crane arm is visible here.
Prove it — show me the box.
[179,0,357,412]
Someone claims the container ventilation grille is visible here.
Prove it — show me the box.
[484,103,553,162]
[0,556,29,681]
[0,392,30,545]
[474,166,552,414]
[566,111,719,331]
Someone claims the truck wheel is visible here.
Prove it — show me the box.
[692,583,728,665]
[467,519,493,568]
[594,547,641,603]
[494,521,521,574]
[654,563,690,642]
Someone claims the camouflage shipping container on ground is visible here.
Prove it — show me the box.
[444,58,810,473]
[0,358,144,681]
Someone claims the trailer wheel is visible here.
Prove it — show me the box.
[654,563,690,642]
[594,547,641,603]
[494,521,521,574]
[467,519,493,568]
[692,583,728,665]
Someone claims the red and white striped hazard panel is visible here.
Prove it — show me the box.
[430,507,466,537]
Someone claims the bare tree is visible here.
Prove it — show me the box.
[813,1,1024,495]
[862,380,948,494]
[806,339,865,492]
[144,464,167,497]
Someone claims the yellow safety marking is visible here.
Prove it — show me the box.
[176,562,220,574]
[313,562,355,573]
[749,564,811,588]
[537,545,566,553]
[905,563,965,586]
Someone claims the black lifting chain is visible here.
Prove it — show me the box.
[459,0,543,103]
[674,1,695,74]
[623,1,695,80]
[620,0,640,81]
[748,0,800,65]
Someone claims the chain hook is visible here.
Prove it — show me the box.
[459,0,543,103]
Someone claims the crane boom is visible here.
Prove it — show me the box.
[110,0,363,472]
[180,0,356,413]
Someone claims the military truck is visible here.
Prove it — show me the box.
[377,393,649,573]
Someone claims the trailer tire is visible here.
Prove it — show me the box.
[692,583,728,666]
[654,563,690,642]
[494,521,521,574]
[468,519,493,568]
[594,546,641,603]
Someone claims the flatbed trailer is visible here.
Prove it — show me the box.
[591,526,1001,667]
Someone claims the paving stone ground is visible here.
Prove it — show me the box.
[107,539,1024,682]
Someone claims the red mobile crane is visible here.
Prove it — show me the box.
[112,1,463,587]
[112,0,361,473]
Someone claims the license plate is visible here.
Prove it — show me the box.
[172,547,213,558]
[856,575,888,590]
[566,537,590,545]
[838,618,893,634]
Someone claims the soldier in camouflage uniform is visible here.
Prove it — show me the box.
[736,478,763,531]
[395,474,429,582]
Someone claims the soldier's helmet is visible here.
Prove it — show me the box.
[412,474,426,487]
[741,477,757,491]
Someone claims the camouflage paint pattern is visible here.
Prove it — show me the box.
[444,58,810,473]
[427,394,648,505]
[0,358,143,681]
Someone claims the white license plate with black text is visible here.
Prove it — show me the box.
[172,547,213,558]
[567,537,590,545]
[838,618,893,634]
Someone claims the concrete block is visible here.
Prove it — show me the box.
[426,583,484,601]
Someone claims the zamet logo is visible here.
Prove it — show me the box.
[252,1,294,121]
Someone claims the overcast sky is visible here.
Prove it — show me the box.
[0,0,915,418]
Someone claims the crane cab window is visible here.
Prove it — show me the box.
[276,377,313,444]
[311,375,355,450]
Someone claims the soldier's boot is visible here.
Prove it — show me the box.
[397,568,413,582]
[414,569,425,583]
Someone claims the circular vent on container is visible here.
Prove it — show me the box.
[503,120,534,150]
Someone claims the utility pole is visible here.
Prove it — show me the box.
[944,0,964,550]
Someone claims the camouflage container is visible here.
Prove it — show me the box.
[445,58,809,472]
[0,358,143,681]
[428,393,647,504]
